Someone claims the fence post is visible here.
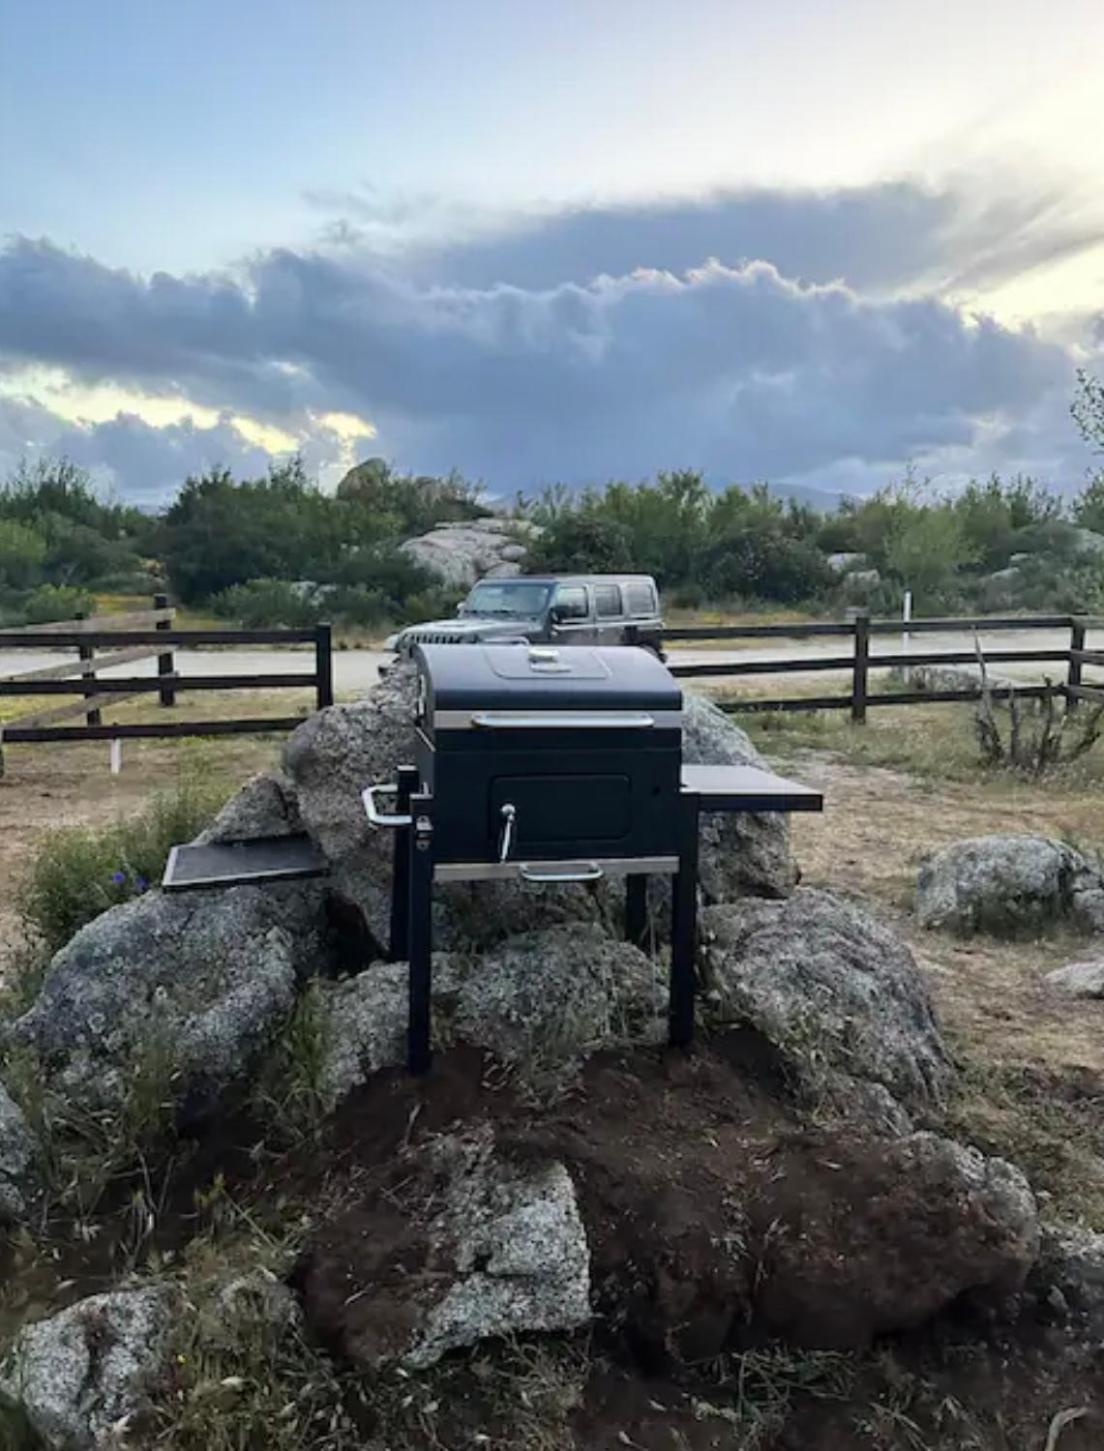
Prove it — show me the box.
[1068,615,1086,711]
[154,592,176,707]
[74,611,101,727]
[851,611,870,725]
[315,622,334,710]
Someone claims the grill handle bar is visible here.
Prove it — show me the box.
[363,783,414,829]
[518,861,604,883]
[470,712,656,729]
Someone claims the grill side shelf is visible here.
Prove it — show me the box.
[162,834,329,892]
[680,763,823,814]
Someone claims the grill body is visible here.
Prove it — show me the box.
[413,644,682,865]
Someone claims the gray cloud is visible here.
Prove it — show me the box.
[0,177,1099,501]
[375,177,1104,299]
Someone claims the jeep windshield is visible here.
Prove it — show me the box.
[458,581,553,618]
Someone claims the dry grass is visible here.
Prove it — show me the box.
[739,708,1104,1227]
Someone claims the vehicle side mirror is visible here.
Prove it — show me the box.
[549,604,566,624]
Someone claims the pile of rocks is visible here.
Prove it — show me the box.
[1,668,1099,1447]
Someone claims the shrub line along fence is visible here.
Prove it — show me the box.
[0,595,333,745]
[659,611,1104,723]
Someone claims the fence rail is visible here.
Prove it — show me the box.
[0,596,333,747]
[663,611,1102,722]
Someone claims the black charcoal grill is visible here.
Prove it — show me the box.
[365,642,823,1073]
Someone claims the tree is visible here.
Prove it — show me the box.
[1072,369,1104,454]
[0,519,46,589]
[883,509,977,609]
[1073,476,1104,535]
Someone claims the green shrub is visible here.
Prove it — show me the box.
[20,771,225,952]
[210,578,322,628]
[18,583,95,624]
[701,527,835,603]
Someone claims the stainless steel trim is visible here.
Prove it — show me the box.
[362,783,413,829]
[433,854,679,883]
[473,711,655,729]
[429,709,682,730]
[519,861,603,882]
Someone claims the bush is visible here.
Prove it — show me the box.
[211,579,323,628]
[20,772,225,952]
[701,527,835,603]
[20,583,95,624]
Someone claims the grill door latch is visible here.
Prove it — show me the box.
[498,802,517,862]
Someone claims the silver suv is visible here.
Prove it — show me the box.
[387,574,664,656]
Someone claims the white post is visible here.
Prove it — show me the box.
[902,589,913,686]
[109,738,122,776]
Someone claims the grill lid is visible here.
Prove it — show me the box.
[415,643,682,717]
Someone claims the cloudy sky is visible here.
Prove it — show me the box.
[1,0,1103,503]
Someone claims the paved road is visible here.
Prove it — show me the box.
[0,626,1099,697]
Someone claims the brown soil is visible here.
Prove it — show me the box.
[290,1038,1102,1449]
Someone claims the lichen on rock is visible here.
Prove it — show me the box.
[0,1285,177,1450]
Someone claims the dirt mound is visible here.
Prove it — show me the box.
[295,1032,1036,1372]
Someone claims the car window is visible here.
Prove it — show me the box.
[594,583,622,619]
[625,582,657,615]
[553,585,589,620]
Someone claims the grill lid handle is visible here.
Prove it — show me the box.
[470,712,656,729]
[362,783,413,829]
[518,861,605,883]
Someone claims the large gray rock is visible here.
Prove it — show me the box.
[755,1131,1039,1347]
[700,890,952,1119]
[399,518,539,588]
[309,925,666,1109]
[298,1124,590,1369]
[826,551,868,574]
[447,923,666,1076]
[311,963,409,1111]
[10,886,319,1122]
[916,834,1104,937]
[1044,959,1104,998]
[678,693,798,901]
[0,1285,176,1449]
[0,1083,40,1224]
[1030,1223,1104,1335]
[196,769,303,843]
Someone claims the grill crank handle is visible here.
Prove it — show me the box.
[498,802,517,862]
[519,862,604,883]
[363,783,414,829]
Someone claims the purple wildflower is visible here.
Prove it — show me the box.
[111,870,127,885]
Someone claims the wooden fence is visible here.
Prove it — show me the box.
[0,596,333,745]
[661,612,1104,722]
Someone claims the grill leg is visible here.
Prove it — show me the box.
[669,800,699,1049]
[408,795,434,1074]
[625,873,648,948]
[389,766,418,962]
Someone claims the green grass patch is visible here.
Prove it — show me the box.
[17,760,225,955]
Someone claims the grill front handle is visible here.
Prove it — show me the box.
[518,861,604,883]
[470,711,656,729]
[363,783,414,829]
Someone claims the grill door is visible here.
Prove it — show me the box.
[490,774,631,852]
